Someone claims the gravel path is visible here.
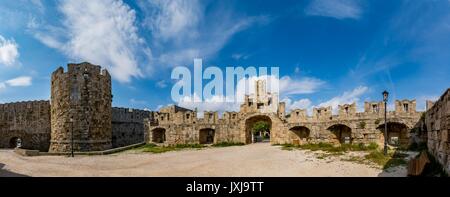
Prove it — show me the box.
[0,143,406,177]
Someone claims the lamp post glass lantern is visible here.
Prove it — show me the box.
[382,90,389,155]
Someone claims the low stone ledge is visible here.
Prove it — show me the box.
[14,142,145,157]
[14,148,40,156]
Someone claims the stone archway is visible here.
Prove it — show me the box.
[289,126,310,144]
[327,124,352,144]
[377,122,409,147]
[199,128,215,144]
[244,115,272,144]
[151,128,166,143]
[9,137,19,148]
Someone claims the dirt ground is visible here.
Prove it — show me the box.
[0,143,407,177]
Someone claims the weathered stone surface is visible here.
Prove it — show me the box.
[148,80,423,148]
[424,88,450,173]
[49,62,112,152]
[112,107,151,147]
[0,101,51,151]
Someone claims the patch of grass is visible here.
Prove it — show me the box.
[281,142,379,153]
[212,142,245,147]
[364,150,408,169]
[281,146,294,151]
[342,156,367,165]
[136,143,205,154]
[174,143,205,149]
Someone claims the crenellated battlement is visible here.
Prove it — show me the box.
[112,107,152,123]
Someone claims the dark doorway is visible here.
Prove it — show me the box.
[377,122,409,147]
[199,128,215,144]
[327,124,352,144]
[152,128,166,143]
[9,137,19,148]
[290,126,310,141]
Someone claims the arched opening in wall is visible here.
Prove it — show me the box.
[199,128,215,144]
[9,137,19,148]
[377,122,409,147]
[289,126,310,143]
[152,128,166,143]
[327,124,352,144]
[245,115,272,144]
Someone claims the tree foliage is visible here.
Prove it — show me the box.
[252,121,270,134]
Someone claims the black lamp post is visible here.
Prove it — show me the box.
[382,90,389,156]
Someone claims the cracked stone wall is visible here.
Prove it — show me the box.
[425,88,450,173]
[0,101,51,151]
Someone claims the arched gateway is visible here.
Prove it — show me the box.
[241,113,285,144]
[244,115,272,143]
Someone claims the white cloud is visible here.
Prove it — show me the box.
[140,0,271,67]
[30,0,45,13]
[156,80,168,88]
[282,97,312,111]
[0,76,32,92]
[317,86,368,114]
[416,95,439,111]
[294,66,301,74]
[232,53,250,60]
[144,0,201,42]
[279,76,325,95]
[0,35,19,66]
[5,76,32,87]
[29,0,146,83]
[305,0,362,20]
[177,93,240,114]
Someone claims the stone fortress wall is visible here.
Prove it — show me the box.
[0,101,51,151]
[0,63,152,152]
[49,62,113,152]
[149,79,423,148]
[0,62,448,173]
[112,107,152,148]
[424,88,450,172]
[149,98,422,147]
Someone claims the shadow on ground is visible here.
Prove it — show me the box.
[0,163,29,177]
[377,148,412,177]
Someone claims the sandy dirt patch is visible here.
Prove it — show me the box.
[0,143,407,177]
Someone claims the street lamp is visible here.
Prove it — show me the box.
[382,90,389,156]
[70,116,74,157]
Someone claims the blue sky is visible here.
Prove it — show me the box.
[0,0,449,114]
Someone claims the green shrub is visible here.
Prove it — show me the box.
[136,143,205,154]
[212,142,245,147]
[367,143,379,150]
[174,143,205,148]
[364,150,407,169]
[374,119,381,125]
[359,121,366,129]
[281,142,379,153]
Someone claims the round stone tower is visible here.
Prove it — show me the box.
[49,62,112,152]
